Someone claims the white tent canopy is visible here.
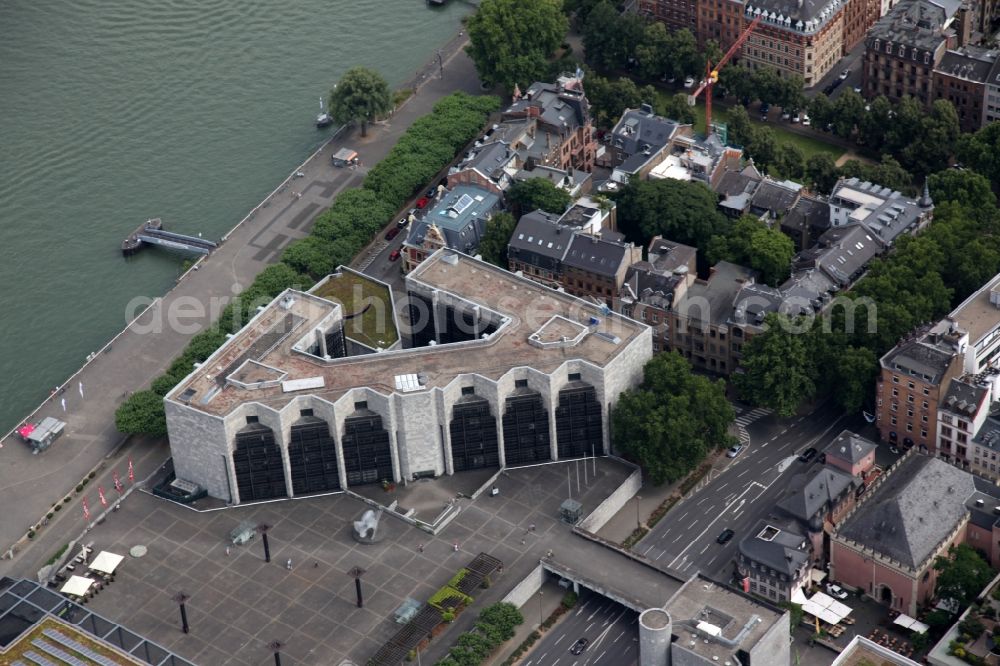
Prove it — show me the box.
[893,613,930,634]
[89,551,124,575]
[801,590,853,625]
[60,575,94,597]
[791,587,809,605]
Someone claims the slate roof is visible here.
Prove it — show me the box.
[715,169,763,198]
[777,466,857,525]
[648,238,697,274]
[812,224,885,286]
[936,48,998,84]
[676,262,757,326]
[563,233,632,277]
[404,185,499,253]
[825,430,877,465]
[459,141,516,181]
[866,0,955,51]
[940,378,989,417]
[782,195,831,239]
[610,108,681,162]
[749,0,846,30]
[750,178,802,217]
[837,456,975,568]
[621,262,683,309]
[738,519,810,577]
[882,337,957,384]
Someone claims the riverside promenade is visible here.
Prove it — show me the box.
[0,34,483,578]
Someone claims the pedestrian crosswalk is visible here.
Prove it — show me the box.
[734,407,772,428]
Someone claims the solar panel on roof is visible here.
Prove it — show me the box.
[453,193,474,214]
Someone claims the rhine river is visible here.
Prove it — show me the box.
[0,0,471,433]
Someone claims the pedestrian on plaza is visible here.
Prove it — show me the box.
[286,558,292,570]
[225,546,230,557]
[417,544,424,553]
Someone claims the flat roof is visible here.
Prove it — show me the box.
[665,574,786,663]
[168,249,648,416]
[948,272,1000,345]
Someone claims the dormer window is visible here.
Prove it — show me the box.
[886,42,892,54]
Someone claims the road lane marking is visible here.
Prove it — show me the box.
[679,510,690,522]
[556,634,566,645]
[737,468,750,478]
[700,543,710,554]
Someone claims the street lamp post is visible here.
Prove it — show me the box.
[635,495,642,530]
[269,640,284,666]
[349,567,366,608]
[257,524,271,563]
[173,592,190,634]
[538,590,544,628]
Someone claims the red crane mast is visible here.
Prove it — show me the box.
[688,14,763,137]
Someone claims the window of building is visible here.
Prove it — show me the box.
[354,400,368,410]
[461,386,475,396]
[568,372,582,381]
[891,416,897,425]
[922,401,928,409]
[907,409,914,417]
[922,415,928,423]
[246,415,259,424]
[908,382,915,390]
[299,409,314,418]
[892,388,898,397]
[515,379,528,388]
[921,429,928,438]
[892,375,900,384]
[906,423,913,432]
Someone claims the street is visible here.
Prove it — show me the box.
[524,591,639,666]
[636,400,867,580]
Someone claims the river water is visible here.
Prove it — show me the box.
[0,0,470,432]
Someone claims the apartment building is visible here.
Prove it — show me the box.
[933,47,998,131]
[737,519,812,603]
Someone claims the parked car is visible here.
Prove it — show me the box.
[717,528,735,544]
[397,217,409,228]
[791,113,801,123]
[839,68,850,80]
[389,249,401,262]
[798,447,818,463]
[759,103,770,121]
[781,111,791,121]
[385,227,400,241]
[827,583,849,600]
[425,187,437,199]
[802,113,811,126]
[570,638,590,655]
[415,196,430,209]
[727,444,745,458]
[853,85,862,94]
[684,76,695,88]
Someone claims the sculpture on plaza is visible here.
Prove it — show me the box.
[352,508,384,544]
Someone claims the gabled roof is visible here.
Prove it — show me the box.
[825,430,877,465]
[940,378,989,417]
[778,467,856,524]
[881,337,957,384]
[508,210,571,261]
[563,233,632,277]
[837,456,975,568]
[738,519,810,577]
[750,178,802,216]
[611,107,681,161]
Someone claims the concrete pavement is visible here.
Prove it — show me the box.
[0,33,485,565]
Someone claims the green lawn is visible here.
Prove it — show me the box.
[654,91,844,162]
[312,271,398,350]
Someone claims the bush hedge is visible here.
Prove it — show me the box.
[437,602,524,666]
[115,92,499,437]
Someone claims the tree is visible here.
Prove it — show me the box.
[902,100,960,176]
[734,313,816,416]
[635,21,672,81]
[745,126,777,170]
[831,88,865,139]
[831,346,878,413]
[584,74,644,127]
[328,67,393,137]
[662,92,696,125]
[934,544,993,608]
[858,95,892,152]
[613,178,729,255]
[718,64,755,102]
[957,121,1000,186]
[807,94,834,131]
[751,67,783,105]
[726,104,754,147]
[466,0,568,91]
[612,352,734,484]
[929,169,997,208]
[115,390,167,436]
[281,236,341,279]
[708,216,794,286]
[506,178,572,217]
[477,212,518,267]
[837,156,912,194]
[583,1,644,72]
[805,153,839,194]
[772,143,805,180]
[476,602,523,641]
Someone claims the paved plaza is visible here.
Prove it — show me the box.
[55,459,632,665]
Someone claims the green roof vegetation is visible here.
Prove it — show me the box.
[312,271,398,350]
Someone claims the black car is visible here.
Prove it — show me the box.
[570,638,589,655]
[717,528,735,544]
[798,447,818,463]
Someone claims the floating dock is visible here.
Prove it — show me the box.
[122,218,218,257]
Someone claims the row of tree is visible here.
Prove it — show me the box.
[735,169,1000,416]
[115,90,499,436]
[437,602,524,666]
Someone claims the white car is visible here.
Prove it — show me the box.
[792,113,801,123]
[727,444,745,458]
[802,113,811,126]
[839,69,850,80]
[684,76,695,88]
[826,583,849,600]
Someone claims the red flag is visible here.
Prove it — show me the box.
[128,458,134,483]
[98,486,108,508]
[82,498,90,521]
[113,471,123,494]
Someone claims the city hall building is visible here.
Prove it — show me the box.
[164,250,651,504]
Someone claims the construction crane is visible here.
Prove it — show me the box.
[688,14,763,138]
